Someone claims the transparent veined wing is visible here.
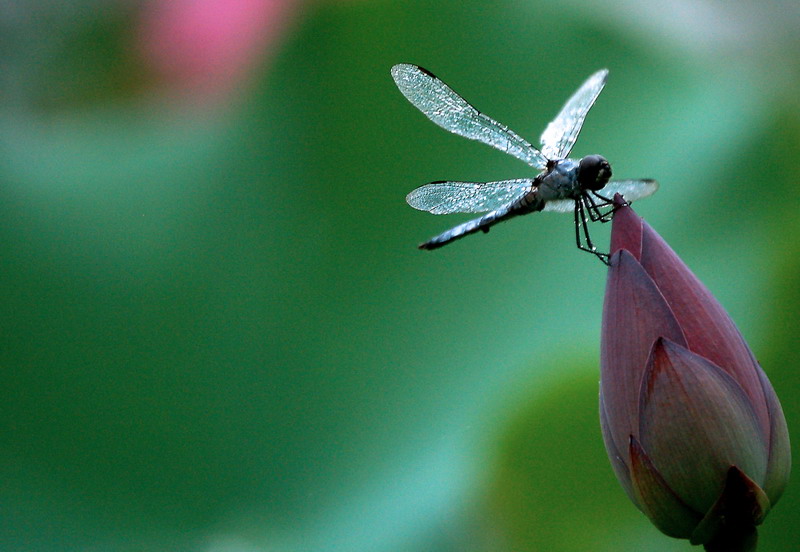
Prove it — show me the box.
[541,179,659,213]
[599,179,659,202]
[540,198,578,213]
[406,179,534,215]
[391,64,548,170]
[540,69,608,160]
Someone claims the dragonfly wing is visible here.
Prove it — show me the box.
[406,179,534,214]
[541,199,576,213]
[598,179,659,202]
[392,64,548,169]
[542,179,658,214]
[540,69,608,160]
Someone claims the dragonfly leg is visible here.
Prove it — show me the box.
[585,192,616,222]
[593,191,614,204]
[573,201,583,249]
[574,200,610,265]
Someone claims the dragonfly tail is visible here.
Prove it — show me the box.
[419,205,518,250]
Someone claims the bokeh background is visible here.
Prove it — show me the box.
[1,1,799,551]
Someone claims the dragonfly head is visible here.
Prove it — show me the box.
[578,155,612,191]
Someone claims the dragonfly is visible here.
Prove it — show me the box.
[391,64,658,263]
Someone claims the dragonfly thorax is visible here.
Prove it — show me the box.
[577,154,612,191]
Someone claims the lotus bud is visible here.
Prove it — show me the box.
[599,197,790,551]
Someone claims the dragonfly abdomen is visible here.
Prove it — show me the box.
[419,193,544,250]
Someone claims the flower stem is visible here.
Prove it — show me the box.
[703,525,757,552]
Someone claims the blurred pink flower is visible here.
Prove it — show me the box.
[600,198,790,551]
[136,0,300,101]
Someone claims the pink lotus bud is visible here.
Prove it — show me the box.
[600,198,790,551]
[135,0,298,102]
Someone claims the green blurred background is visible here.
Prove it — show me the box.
[1,1,799,550]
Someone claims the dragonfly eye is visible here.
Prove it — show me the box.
[578,155,612,191]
